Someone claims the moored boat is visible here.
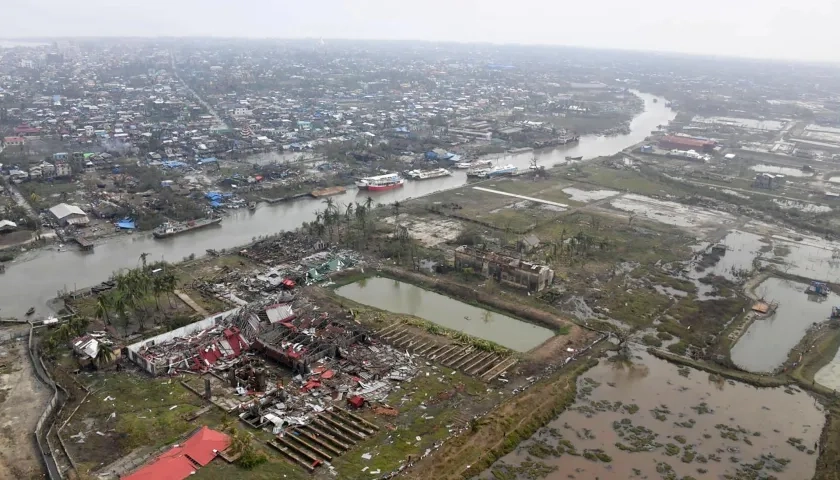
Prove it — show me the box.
[26,307,35,316]
[356,173,405,191]
[566,155,583,161]
[153,217,223,239]
[406,168,452,180]
[466,168,490,178]
[485,164,517,178]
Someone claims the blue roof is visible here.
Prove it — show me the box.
[162,160,188,168]
[116,218,135,229]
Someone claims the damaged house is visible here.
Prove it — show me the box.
[454,245,554,292]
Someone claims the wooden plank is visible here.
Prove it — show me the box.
[267,440,316,471]
[333,406,380,431]
[295,428,343,456]
[319,414,367,440]
[276,436,321,464]
[325,411,375,436]
[287,430,333,461]
[305,423,353,450]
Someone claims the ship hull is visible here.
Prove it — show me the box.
[153,218,222,239]
[364,181,404,192]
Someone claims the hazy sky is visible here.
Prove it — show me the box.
[5,0,840,62]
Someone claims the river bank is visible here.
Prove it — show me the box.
[0,92,674,318]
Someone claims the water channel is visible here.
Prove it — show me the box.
[482,349,824,480]
[334,277,553,352]
[1,92,674,317]
[731,277,835,373]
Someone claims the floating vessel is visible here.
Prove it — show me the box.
[355,173,405,192]
[26,307,35,316]
[466,168,490,178]
[566,155,583,161]
[455,160,492,169]
[485,164,517,178]
[153,217,222,239]
[406,168,452,180]
[248,202,257,211]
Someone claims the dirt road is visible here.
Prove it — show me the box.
[0,339,49,479]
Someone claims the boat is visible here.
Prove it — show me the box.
[566,156,583,161]
[466,168,490,178]
[248,202,257,211]
[406,168,452,180]
[355,173,405,192]
[455,160,492,169]
[485,164,517,178]
[153,217,223,239]
[26,307,35,316]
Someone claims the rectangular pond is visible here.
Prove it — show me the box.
[731,277,835,373]
[334,277,554,352]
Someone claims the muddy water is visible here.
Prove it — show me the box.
[731,277,835,373]
[481,350,823,480]
[689,230,767,287]
[769,235,840,283]
[334,277,553,352]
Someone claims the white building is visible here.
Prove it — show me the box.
[54,162,72,177]
[49,203,89,226]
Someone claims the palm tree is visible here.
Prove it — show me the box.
[94,344,116,369]
[139,252,149,268]
[95,295,113,325]
[392,200,402,233]
[364,196,374,211]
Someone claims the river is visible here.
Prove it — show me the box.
[1,92,674,317]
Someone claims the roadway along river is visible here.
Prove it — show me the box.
[1,92,674,317]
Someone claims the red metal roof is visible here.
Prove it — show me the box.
[659,135,713,148]
[121,448,196,480]
[121,427,230,479]
[181,426,231,466]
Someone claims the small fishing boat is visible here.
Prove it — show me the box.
[248,202,257,211]
[566,156,583,161]
[26,307,35,316]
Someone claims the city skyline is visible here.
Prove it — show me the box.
[3,0,840,63]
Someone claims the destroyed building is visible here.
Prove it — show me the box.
[454,245,554,292]
[126,308,246,375]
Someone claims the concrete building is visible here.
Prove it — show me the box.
[754,173,784,189]
[54,161,72,177]
[454,245,554,292]
[49,203,89,226]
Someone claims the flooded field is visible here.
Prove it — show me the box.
[334,277,554,351]
[767,235,840,283]
[482,349,824,480]
[750,164,813,177]
[731,277,835,373]
[609,194,735,231]
[691,230,767,284]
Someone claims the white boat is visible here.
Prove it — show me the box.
[355,173,405,191]
[455,160,492,169]
[466,168,490,178]
[406,168,452,180]
[485,164,517,178]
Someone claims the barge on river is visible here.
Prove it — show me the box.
[406,168,451,180]
[355,173,405,192]
[153,217,222,239]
